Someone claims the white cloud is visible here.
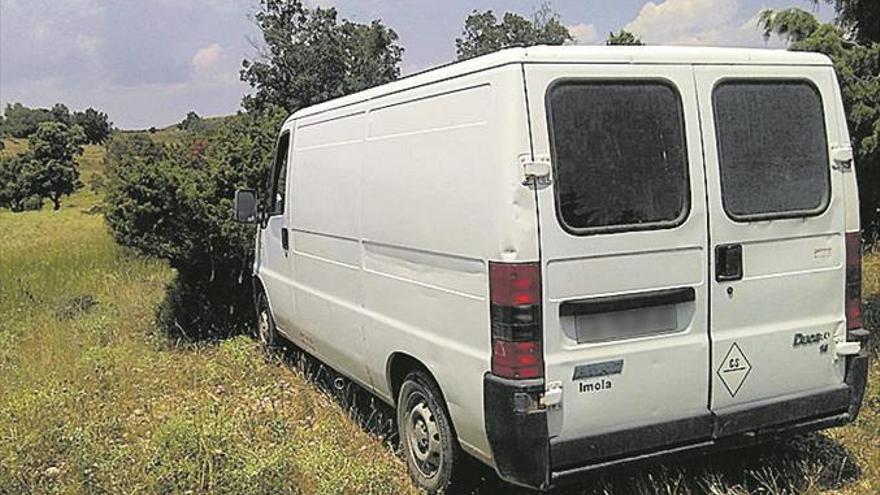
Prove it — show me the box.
[191,43,223,74]
[623,0,783,47]
[568,23,597,45]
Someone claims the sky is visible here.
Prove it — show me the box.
[0,0,835,130]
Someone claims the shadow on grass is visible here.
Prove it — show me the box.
[270,338,865,495]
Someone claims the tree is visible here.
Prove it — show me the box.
[0,122,84,211]
[72,107,113,144]
[455,3,572,60]
[240,0,403,113]
[25,122,85,210]
[50,103,72,126]
[1,103,54,138]
[0,103,111,143]
[178,111,207,132]
[606,30,644,45]
[760,8,880,244]
[808,0,878,43]
[0,155,34,211]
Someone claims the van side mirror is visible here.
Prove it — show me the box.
[234,189,258,223]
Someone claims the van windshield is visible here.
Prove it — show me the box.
[547,81,690,233]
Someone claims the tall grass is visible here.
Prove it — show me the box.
[0,186,415,494]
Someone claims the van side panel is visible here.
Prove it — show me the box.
[290,109,370,386]
[285,64,537,462]
[360,64,537,460]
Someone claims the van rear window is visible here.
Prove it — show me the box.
[547,81,690,233]
[713,81,829,220]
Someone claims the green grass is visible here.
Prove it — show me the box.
[0,138,877,494]
[0,184,415,494]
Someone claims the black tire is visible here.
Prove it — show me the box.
[397,370,460,493]
[255,290,279,351]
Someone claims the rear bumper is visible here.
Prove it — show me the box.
[483,351,869,491]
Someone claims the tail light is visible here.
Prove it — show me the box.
[845,232,862,332]
[489,262,543,379]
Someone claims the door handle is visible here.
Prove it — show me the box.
[715,244,743,282]
[281,228,289,250]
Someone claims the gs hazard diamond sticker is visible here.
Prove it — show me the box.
[717,342,752,397]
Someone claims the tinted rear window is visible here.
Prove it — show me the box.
[548,81,690,233]
[713,81,829,219]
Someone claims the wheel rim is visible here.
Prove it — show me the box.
[404,392,443,478]
[257,306,271,345]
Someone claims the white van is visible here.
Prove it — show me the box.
[234,46,869,492]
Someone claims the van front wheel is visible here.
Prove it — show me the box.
[397,370,460,493]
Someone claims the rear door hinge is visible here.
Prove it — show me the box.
[836,340,861,357]
[541,381,563,409]
[831,145,854,171]
[521,157,552,186]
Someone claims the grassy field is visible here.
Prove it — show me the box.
[0,147,416,494]
[0,140,877,494]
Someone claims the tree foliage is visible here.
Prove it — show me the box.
[455,3,573,60]
[761,8,880,243]
[606,30,644,46]
[104,107,287,338]
[809,0,879,43]
[72,107,113,143]
[0,155,34,211]
[178,111,208,133]
[0,122,84,211]
[1,103,55,138]
[240,0,403,113]
[1,102,112,143]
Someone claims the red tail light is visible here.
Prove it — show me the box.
[845,232,862,331]
[489,262,543,379]
[490,262,541,306]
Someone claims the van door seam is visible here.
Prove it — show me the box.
[691,66,715,413]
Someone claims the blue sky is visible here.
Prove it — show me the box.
[0,0,834,129]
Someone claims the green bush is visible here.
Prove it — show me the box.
[104,107,286,339]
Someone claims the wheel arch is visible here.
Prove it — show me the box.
[386,352,445,408]
[252,274,269,314]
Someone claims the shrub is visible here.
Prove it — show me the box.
[104,107,286,339]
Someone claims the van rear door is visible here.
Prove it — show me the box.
[693,65,850,430]
[524,64,713,469]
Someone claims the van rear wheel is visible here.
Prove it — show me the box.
[255,291,278,350]
[397,370,459,493]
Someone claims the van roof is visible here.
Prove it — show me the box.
[288,45,832,121]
